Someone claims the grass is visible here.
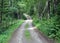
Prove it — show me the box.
[25,24,31,40]
[24,30,31,40]
[56,39,60,43]
[25,24,29,28]
[0,20,24,43]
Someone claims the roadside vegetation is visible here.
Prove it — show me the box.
[0,20,23,43]
[31,0,60,43]
[33,16,60,43]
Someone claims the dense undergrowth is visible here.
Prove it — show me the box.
[0,20,23,43]
[33,16,60,43]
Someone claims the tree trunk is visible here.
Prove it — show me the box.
[0,1,1,22]
[0,0,3,23]
[53,0,57,14]
[47,0,50,19]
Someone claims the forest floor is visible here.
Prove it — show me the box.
[9,20,54,43]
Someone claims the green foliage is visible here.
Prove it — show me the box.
[33,16,60,40]
[25,24,31,40]
[0,0,24,34]
[25,24,29,28]
[0,0,60,43]
[0,20,23,43]
[57,4,60,15]
[32,1,60,43]
[25,30,31,40]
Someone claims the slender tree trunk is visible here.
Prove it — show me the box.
[0,0,3,23]
[37,1,43,20]
[47,0,50,19]
[53,0,57,14]
[17,14,19,19]
[40,1,48,20]
[0,11,1,23]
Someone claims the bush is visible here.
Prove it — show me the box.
[33,16,60,40]
[0,20,23,43]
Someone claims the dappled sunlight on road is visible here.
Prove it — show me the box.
[25,20,33,22]
[28,27,36,30]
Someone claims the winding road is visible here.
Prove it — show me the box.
[9,14,54,43]
[9,20,54,43]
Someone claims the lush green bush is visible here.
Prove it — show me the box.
[33,16,60,40]
[0,20,20,34]
[0,20,23,43]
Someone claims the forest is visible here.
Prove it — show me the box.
[0,0,60,43]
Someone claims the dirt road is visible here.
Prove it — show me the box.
[9,20,54,43]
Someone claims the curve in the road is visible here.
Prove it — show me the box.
[9,20,54,43]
